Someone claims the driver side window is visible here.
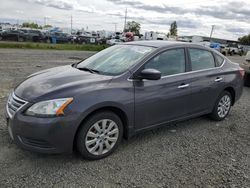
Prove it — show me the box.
[144,48,186,77]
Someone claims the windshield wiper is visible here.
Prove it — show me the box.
[77,67,100,74]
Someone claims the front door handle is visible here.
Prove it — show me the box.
[178,84,190,89]
[215,77,223,82]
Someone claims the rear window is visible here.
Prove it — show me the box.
[189,48,215,71]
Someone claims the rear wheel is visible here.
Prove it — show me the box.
[18,37,24,42]
[76,111,123,160]
[244,73,250,87]
[210,91,232,121]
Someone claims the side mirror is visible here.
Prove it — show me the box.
[139,68,161,80]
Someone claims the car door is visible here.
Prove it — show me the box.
[186,48,225,114]
[6,31,14,40]
[134,48,195,130]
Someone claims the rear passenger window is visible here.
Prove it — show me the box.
[215,54,224,66]
[189,49,215,71]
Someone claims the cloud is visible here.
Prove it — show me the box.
[27,0,93,13]
[226,27,248,34]
[1,0,249,40]
[146,19,201,29]
[107,0,250,22]
[106,0,186,14]
[28,0,74,10]
[195,2,250,22]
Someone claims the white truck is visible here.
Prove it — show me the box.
[240,51,250,86]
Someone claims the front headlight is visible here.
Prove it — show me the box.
[25,98,73,117]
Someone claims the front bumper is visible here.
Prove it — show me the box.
[5,105,78,154]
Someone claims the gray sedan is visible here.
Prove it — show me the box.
[5,41,244,160]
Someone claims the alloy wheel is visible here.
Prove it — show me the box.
[217,95,231,118]
[85,119,119,156]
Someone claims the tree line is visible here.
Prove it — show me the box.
[125,20,178,37]
[21,22,52,29]
[238,34,250,45]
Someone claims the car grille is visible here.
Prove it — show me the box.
[6,92,27,118]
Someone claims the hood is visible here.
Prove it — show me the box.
[15,65,113,102]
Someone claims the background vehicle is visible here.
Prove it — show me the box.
[75,35,98,44]
[228,43,243,56]
[246,51,250,62]
[220,45,229,56]
[0,29,25,42]
[19,29,45,42]
[5,41,244,160]
[44,32,71,43]
[240,51,250,86]
[106,39,123,45]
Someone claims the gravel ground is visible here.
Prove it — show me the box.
[0,49,249,188]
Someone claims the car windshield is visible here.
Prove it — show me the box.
[76,45,155,76]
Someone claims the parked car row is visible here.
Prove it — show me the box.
[0,29,100,44]
[0,28,122,45]
[0,29,26,42]
[0,29,71,43]
[0,28,133,45]
[209,43,244,56]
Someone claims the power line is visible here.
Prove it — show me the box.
[114,23,118,32]
[44,17,47,26]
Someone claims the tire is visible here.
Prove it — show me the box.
[76,111,123,160]
[244,73,250,87]
[33,36,38,42]
[210,91,232,121]
[18,37,24,42]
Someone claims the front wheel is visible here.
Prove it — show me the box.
[76,111,123,160]
[210,91,232,121]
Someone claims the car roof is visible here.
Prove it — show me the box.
[124,40,209,49]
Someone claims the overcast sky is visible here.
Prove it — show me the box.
[1,0,250,40]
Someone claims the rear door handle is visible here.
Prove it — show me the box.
[215,77,223,82]
[178,84,189,89]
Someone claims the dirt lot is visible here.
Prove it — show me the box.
[0,49,249,187]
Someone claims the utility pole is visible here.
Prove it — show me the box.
[209,25,215,41]
[44,17,47,26]
[123,8,127,32]
[114,23,118,32]
[71,15,73,34]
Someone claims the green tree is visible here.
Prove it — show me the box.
[22,22,42,29]
[168,21,178,37]
[238,34,250,45]
[43,24,52,29]
[125,21,141,35]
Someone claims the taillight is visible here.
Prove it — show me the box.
[239,67,245,78]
